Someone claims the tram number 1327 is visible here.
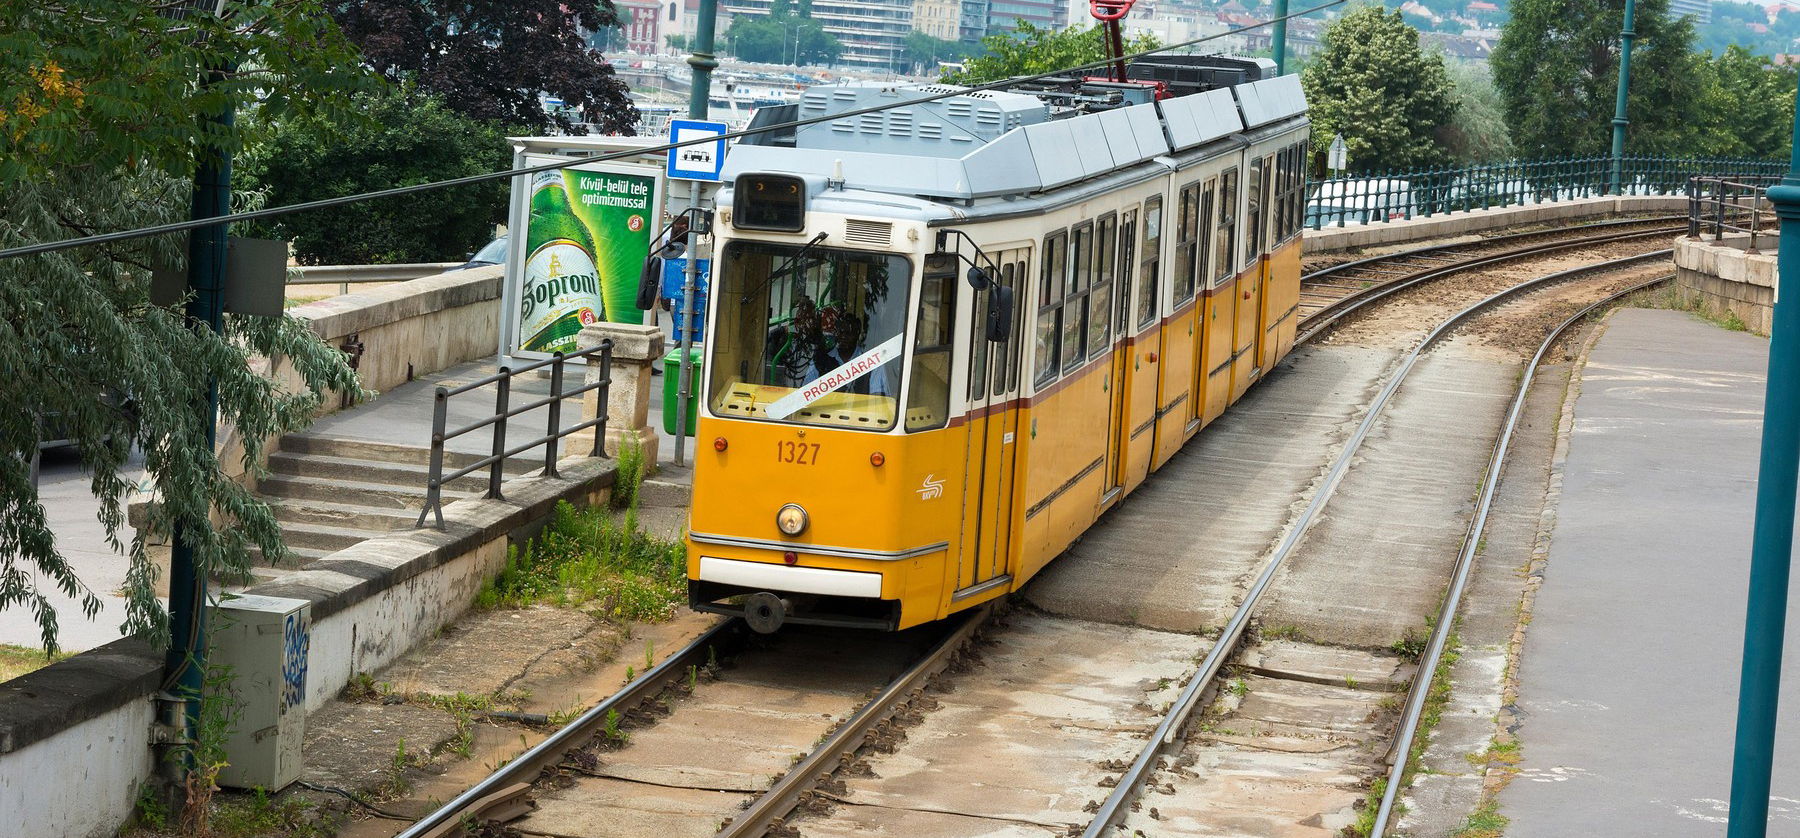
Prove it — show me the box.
[776,441,821,465]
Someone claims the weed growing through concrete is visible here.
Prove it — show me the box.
[1451,800,1510,838]
[601,708,627,744]
[474,500,685,621]
[420,692,495,758]
[612,437,645,510]
[645,639,655,670]
[1261,624,1313,643]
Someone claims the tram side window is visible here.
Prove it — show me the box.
[1260,156,1276,254]
[1117,209,1137,334]
[1215,168,1238,283]
[1089,214,1116,358]
[1137,198,1161,329]
[969,269,989,401]
[991,262,1016,398]
[907,263,956,432]
[1199,179,1216,288]
[1175,183,1200,300]
[1245,158,1264,266]
[1272,149,1289,243]
[1287,143,1307,239]
[1035,232,1066,386]
[1005,259,1026,394]
[1063,222,1092,372]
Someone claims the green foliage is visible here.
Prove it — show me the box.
[1493,0,1707,158]
[1301,6,1459,173]
[1690,46,1798,159]
[942,22,1160,86]
[209,788,330,838]
[1,1,367,653]
[132,781,170,831]
[902,32,968,74]
[475,500,685,622]
[1451,801,1511,838]
[239,85,511,265]
[725,9,842,66]
[1440,61,1514,163]
[612,438,645,511]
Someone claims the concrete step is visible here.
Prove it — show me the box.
[638,478,692,508]
[277,521,371,553]
[266,497,417,533]
[265,451,515,494]
[223,544,336,585]
[278,434,546,473]
[256,473,463,509]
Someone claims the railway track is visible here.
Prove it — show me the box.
[1082,252,1676,837]
[390,227,1680,838]
[1296,215,1683,340]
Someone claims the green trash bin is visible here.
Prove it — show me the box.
[662,347,703,436]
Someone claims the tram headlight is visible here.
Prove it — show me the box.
[776,503,809,536]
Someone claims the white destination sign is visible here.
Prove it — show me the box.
[764,334,904,420]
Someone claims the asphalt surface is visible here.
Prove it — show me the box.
[1503,308,1800,834]
[1,448,147,651]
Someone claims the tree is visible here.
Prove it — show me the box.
[239,86,512,265]
[1440,60,1514,163]
[1300,7,1458,173]
[943,21,1160,85]
[1695,46,1797,159]
[903,32,966,74]
[1492,0,1707,158]
[329,0,639,135]
[1,1,365,652]
[724,11,842,65]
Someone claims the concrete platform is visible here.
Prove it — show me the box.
[1500,309,1800,834]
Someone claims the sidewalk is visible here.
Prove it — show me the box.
[1502,308,1800,834]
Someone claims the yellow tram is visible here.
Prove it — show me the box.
[686,56,1310,632]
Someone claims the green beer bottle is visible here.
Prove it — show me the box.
[520,170,605,354]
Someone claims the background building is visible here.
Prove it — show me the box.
[914,0,963,39]
[722,0,917,70]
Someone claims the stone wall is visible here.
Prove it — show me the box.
[1673,236,1777,336]
[1303,195,1690,253]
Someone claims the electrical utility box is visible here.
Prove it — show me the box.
[209,594,311,791]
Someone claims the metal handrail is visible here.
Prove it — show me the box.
[1307,155,1785,230]
[414,340,614,530]
[1688,175,1781,253]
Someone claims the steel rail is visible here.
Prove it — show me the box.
[1080,249,1674,838]
[1296,224,1682,344]
[391,618,749,838]
[715,606,991,837]
[1367,273,1673,837]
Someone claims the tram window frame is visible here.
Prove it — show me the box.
[1063,221,1093,373]
[1287,142,1307,240]
[1215,168,1238,284]
[1261,155,1276,252]
[968,269,990,401]
[1136,197,1162,330]
[1174,183,1200,302]
[1117,208,1137,335]
[1199,178,1216,289]
[1005,258,1027,395]
[907,263,957,432]
[988,261,1015,398]
[1035,232,1067,387]
[1250,158,1264,265]
[1089,213,1117,360]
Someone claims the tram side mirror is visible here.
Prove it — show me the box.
[966,265,991,290]
[986,285,1014,343]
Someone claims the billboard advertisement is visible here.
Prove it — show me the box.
[506,155,665,358]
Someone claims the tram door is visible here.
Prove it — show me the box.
[958,251,1025,598]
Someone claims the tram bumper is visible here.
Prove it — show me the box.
[688,556,904,631]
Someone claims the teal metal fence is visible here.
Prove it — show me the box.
[1306,156,1787,229]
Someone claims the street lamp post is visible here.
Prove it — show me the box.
[1272,0,1289,75]
[1609,0,1637,195]
[1724,79,1800,838]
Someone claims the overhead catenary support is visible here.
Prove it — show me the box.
[687,0,719,120]
[1272,0,1289,75]
[164,61,235,760]
[1608,0,1637,195]
[1724,75,1800,838]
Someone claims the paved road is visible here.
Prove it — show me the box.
[1503,309,1800,834]
[0,448,147,652]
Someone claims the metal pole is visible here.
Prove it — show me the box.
[1272,0,1289,75]
[1724,81,1800,838]
[164,62,233,753]
[687,0,719,119]
[1609,0,1637,195]
[674,188,701,467]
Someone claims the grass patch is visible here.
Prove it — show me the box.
[0,643,70,682]
[1261,623,1314,643]
[1345,628,1462,837]
[474,500,685,621]
[1629,284,1765,336]
[1451,800,1510,838]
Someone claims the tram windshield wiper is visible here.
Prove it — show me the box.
[740,232,829,303]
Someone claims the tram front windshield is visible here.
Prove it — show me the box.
[709,240,912,430]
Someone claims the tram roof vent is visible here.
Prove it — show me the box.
[844,219,893,247]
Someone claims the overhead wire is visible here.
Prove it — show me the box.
[0,0,1344,262]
